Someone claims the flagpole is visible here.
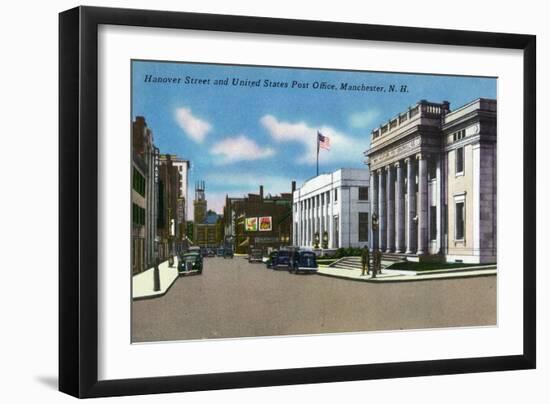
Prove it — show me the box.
[316,131,319,177]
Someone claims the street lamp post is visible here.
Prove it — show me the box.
[153,237,160,292]
[322,230,329,250]
[372,213,379,278]
[372,213,379,251]
[168,209,174,267]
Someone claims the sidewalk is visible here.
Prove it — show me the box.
[318,263,497,283]
[132,257,180,300]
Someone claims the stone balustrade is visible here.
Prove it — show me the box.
[371,100,450,142]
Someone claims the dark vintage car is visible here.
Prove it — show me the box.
[273,249,292,269]
[216,247,224,257]
[248,248,263,263]
[288,251,318,274]
[178,252,203,274]
[265,250,279,269]
[207,248,215,257]
[223,246,234,259]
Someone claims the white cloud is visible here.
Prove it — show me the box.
[174,107,212,143]
[260,114,366,166]
[349,109,381,128]
[210,135,275,164]
[260,115,312,142]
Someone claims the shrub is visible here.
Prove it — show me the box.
[333,247,363,258]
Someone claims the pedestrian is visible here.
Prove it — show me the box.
[361,246,370,276]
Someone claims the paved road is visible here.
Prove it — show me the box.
[132,256,496,342]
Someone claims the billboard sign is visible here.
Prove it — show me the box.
[259,216,272,232]
[245,217,258,232]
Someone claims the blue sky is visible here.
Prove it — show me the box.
[132,60,496,216]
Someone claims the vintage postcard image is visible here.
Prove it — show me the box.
[130,60,497,343]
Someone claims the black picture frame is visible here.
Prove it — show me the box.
[59,6,536,398]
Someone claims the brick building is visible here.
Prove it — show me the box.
[224,184,295,254]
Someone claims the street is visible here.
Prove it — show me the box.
[132,256,496,342]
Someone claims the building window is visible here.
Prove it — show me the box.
[430,206,437,240]
[334,188,338,202]
[359,212,369,242]
[452,129,466,142]
[456,147,464,175]
[358,186,369,201]
[132,167,146,196]
[455,201,465,240]
[132,203,145,226]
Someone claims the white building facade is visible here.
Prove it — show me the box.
[172,158,190,222]
[365,98,496,263]
[293,168,371,250]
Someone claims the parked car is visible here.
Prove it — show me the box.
[265,250,279,269]
[207,248,215,257]
[178,252,203,274]
[200,248,209,258]
[273,249,291,269]
[288,250,318,274]
[216,247,224,257]
[248,248,263,263]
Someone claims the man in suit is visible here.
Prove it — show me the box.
[361,246,370,276]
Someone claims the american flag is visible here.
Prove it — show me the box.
[317,131,330,150]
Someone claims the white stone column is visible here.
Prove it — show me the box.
[417,153,428,255]
[305,199,308,246]
[312,197,316,246]
[386,165,395,252]
[395,161,405,253]
[295,203,299,246]
[378,169,386,251]
[370,170,378,250]
[301,202,305,246]
[329,191,334,248]
[300,200,306,246]
[310,198,314,246]
[473,143,480,257]
[320,199,323,242]
[405,157,416,254]
[436,156,442,254]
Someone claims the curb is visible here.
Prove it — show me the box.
[132,273,179,301]
[317,270,497,283]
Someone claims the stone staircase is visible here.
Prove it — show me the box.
[329,253,407,270]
